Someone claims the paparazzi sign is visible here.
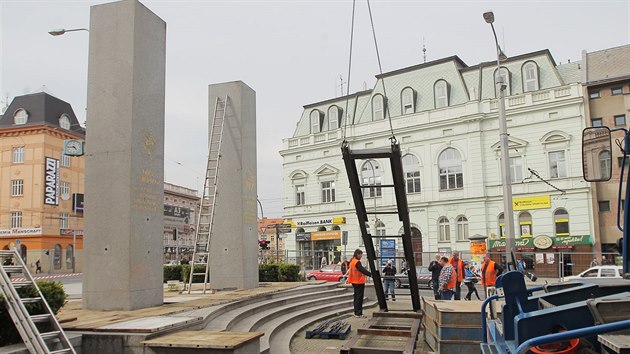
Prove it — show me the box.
[44,157,60,205]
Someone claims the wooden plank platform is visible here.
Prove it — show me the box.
[142,331,263,349]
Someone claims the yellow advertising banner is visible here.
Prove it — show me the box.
[513,195,551,210]
[311,230,341,241]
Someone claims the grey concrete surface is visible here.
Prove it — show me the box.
[207,81,258,290]
[83,0,166,310]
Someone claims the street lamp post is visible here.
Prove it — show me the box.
[483,11,515,268]
[48,28,89,36]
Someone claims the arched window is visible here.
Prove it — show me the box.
[434,80,449,108]
[59,114,71,130]
[401,87,415,114]
[438,148,463,190]
[66,245,74,269]
[494,67,511,97]
[317,226,327,231]
[53,244,62,270]
[522,61,539,92]
[14,109,28,125]
[328,106,341,130]
[599,150,611,180]
[372,95,385,120]
[310,110,322,134]
[498,213,505,238]
[402,154,421,194]
[519,212,532,238]
[456,216,468,241]
[438,217,450,242]
[554,208,569,236]
[332,225,341,231]
[361,160,382,197]
[375,220,386,237]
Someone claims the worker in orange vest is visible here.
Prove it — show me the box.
[438,256,457,300]
[481,254,504,297]
[347,249,372,318]
[448,251,465,300]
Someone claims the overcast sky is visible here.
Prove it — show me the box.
[1,0,629,217]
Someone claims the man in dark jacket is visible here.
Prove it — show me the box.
[428,254,442,300]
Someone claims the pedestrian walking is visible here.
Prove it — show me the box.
[321,256,327,268]
[428,254,442,300]
[347,249,372,318]
[438,257,457,300]
[340,256,350,275]
[448,251,465,300]
[35,258,42,274]
[463,264,481,300]
[481,254,504,298]
[590,258,599,267]
[382,260,397,301]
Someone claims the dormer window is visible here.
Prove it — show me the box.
[59,114,71,130]
[14,109,28,125]
[310,110,322,134]
[328,106,340,130]
[522,61,539,92]
[494,67,511,97]
[434,80,449,108]
[372,95,385,120]
[401,87,415,115]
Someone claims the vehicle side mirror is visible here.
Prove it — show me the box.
[582,127,612,182]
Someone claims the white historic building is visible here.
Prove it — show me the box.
[280,50,594,268]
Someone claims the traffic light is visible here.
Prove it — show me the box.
[258,240,269,250]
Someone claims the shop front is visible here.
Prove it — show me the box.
[291,216,346,270]
[488,235,593,277]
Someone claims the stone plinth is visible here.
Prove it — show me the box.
[83,0,166,310]
[208,81,258,290]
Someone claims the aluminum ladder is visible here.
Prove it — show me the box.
[0,250,75,354]
[188,96,228,293]
[341,142,421,312]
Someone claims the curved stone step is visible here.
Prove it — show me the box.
[204,287,349,331]
[183,282,340,327]
[274,301,378,353]
[230,292,353,333]
[258,297,373,354]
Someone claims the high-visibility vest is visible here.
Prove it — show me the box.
[481,261,497,286]
[347,258,366,284]
[449,257,465,282]
[446,265,457,290]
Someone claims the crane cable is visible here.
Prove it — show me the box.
[342,0,397,148]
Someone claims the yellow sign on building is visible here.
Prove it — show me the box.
[513,196,551,210]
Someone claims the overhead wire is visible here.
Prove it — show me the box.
[366,0,396,144]
[342,0,356,147]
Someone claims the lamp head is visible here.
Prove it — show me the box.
[48,29,66,36]
[483,11,495,24]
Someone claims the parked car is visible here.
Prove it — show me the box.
[306,264,345,282]
[564,265,622,281]
[393,266,433,289]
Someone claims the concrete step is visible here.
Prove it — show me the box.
[258,297,373,354]
[188,282,341,327]
[273,301,378,354]
[230,292,354,332]
[204,287,349,331]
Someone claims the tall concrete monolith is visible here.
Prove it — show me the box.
[83,0,166,310]
[208,81,258,289]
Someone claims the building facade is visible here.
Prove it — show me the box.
[163,182,199,263]
[582,45,630,259]
[281,49,595,272]
[0,92,85,274]
[258,217,286,262]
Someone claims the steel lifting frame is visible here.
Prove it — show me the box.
[341,143,421,312]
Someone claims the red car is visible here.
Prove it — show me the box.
[306,265,345,282]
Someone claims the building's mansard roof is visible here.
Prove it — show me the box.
[583,44,630,85]
[292,49,581,138]
[0,92,85,136]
